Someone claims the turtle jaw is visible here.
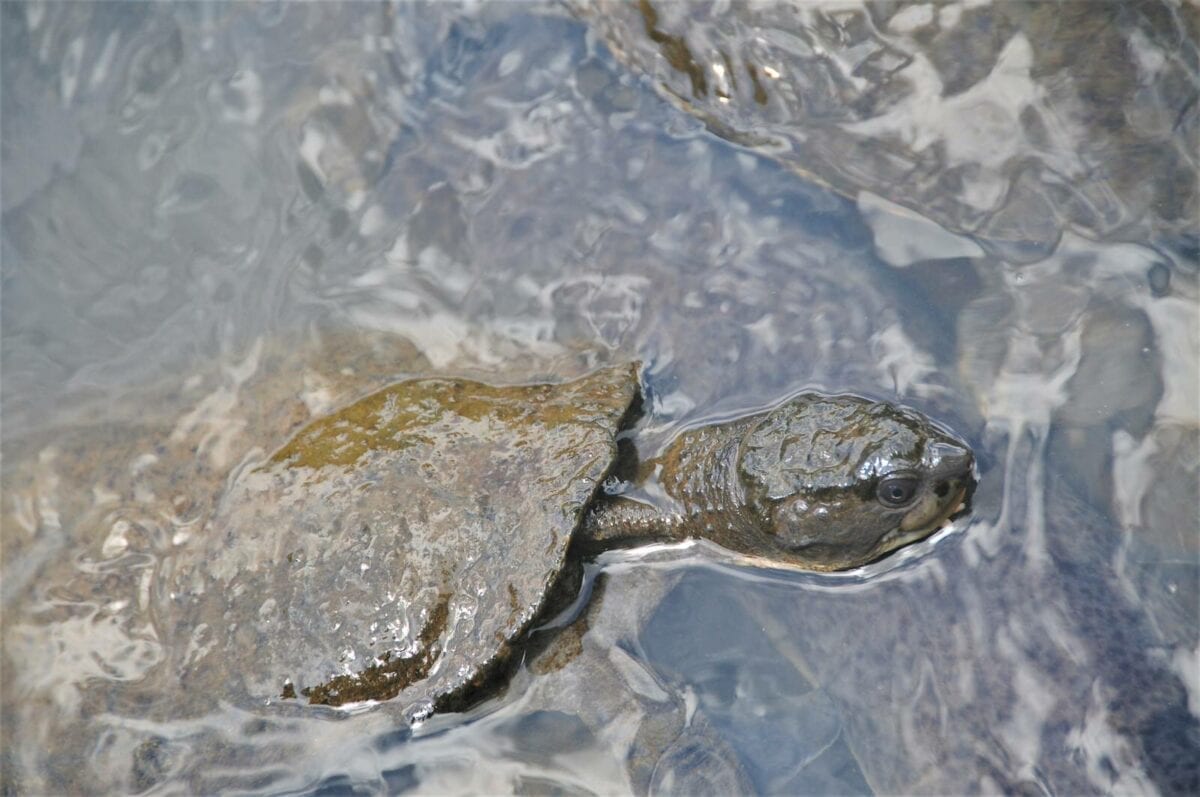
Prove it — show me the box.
[871,482,971,561]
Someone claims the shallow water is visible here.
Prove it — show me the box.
[2,2,1197,794]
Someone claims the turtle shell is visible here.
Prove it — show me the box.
[168,362,639,718]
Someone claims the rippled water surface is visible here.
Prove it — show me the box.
[2,2,1197,794]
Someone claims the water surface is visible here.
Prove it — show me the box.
[2,2,1197,794]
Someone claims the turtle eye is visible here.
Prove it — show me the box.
[876,474,919,508]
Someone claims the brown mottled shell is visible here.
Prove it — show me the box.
[171,363,638,718]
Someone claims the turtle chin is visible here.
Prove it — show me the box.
[771,540,881,572]
[868,524,941,562]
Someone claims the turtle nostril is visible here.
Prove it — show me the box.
[934,481,950,498]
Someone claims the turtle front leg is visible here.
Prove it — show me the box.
[579,495,694,550]
[580,416,757,553]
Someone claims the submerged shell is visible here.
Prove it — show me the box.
[170,363,638,717]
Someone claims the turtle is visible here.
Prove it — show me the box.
[0,335,974,793]
[1,344,975,796]
[148,357,974,723]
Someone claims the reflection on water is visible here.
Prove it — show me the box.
[2,1,1197,794]
[581,0,1198,255]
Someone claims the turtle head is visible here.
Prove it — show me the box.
[737,394,975,571]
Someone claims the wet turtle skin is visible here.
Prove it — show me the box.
[585,393,975,572]
[193,372,972,714]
